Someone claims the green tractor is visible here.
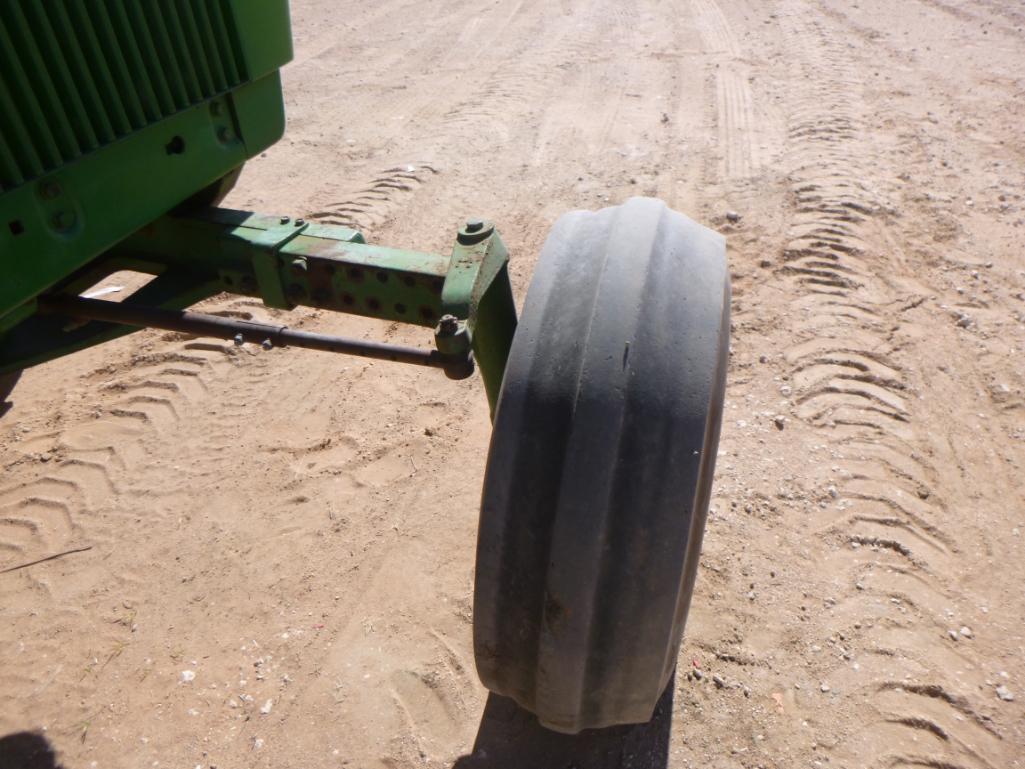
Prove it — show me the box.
[0,0,729,734]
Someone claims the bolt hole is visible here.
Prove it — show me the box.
[223,275,234,286]
[165,136,186,155]
[402,276,415,288]
[431,279,444,295]
[8,220,25,236]
[395,303,407,315]
[347,266,364,282]
[376,270,389,283]
[419,306,436,322]
[367,297,382,312]
[341,293,355,306]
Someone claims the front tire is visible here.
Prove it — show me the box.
[473,197,730,733]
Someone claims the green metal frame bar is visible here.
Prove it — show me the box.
[0,209,518,414]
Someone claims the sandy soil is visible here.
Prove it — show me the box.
[3,1,1025,767]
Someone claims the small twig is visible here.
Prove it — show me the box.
[1,545,93,574]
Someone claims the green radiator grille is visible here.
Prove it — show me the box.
[0,0,247,192]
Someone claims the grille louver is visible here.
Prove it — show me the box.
[0,0,246,192]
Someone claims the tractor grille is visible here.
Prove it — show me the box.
[0,0,246,192]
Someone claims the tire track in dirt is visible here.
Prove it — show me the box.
[301,0,589,234]
[0,297,353,739]
[307,162,440,232]
[0,301,278,582]
[905,0,1023,38]
[772,3,1005,767]
[692,0,761,184]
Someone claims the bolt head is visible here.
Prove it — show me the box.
[280,216,291,225]
[438,314,459,334]
[464,219,484,233]
[39,180,62,200]
[51,210,76,231]
[233,333,245,347]
[261,339,273,351]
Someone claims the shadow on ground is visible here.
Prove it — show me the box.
[0,732,65,769]
[452,677,674,769]
[0,370,20,418]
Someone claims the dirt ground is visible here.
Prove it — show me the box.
[2,1,1025,767]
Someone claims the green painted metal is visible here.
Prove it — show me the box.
[440,222,517,414]
[0,210,519,404]
[0,0,293,325]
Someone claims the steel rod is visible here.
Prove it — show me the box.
[40,295,466,372]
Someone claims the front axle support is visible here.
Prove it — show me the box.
[0,210,517,412]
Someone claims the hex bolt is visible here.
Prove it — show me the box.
[217,126,234,143]
[51,210,76,231]
[280,216,291,225]
[290,257,308,275]
[261,339,273,351]
[465,219,484,233]
[233,333,245,347]
[438,314,459,335]
[39,180,62,200]
[295,218,306,227]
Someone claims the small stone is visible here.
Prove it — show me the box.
[773,415,785,430]
[759,354,769,363]
[726,211,742,223]
[996,685,1014,702]
[747,590,756,601]
[759,258,773,268]
[181,670,196,683]
[828,486,839,499]
[959,626,973,639]
[693,668,704,680]
[948,630,959,641]
[957,314,972,328]
[260,699,273,715]
[820,683,831,693]
[713,674,726,688]
[780,384,792,397]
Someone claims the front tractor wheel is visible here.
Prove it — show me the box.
[473,197,730,733]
